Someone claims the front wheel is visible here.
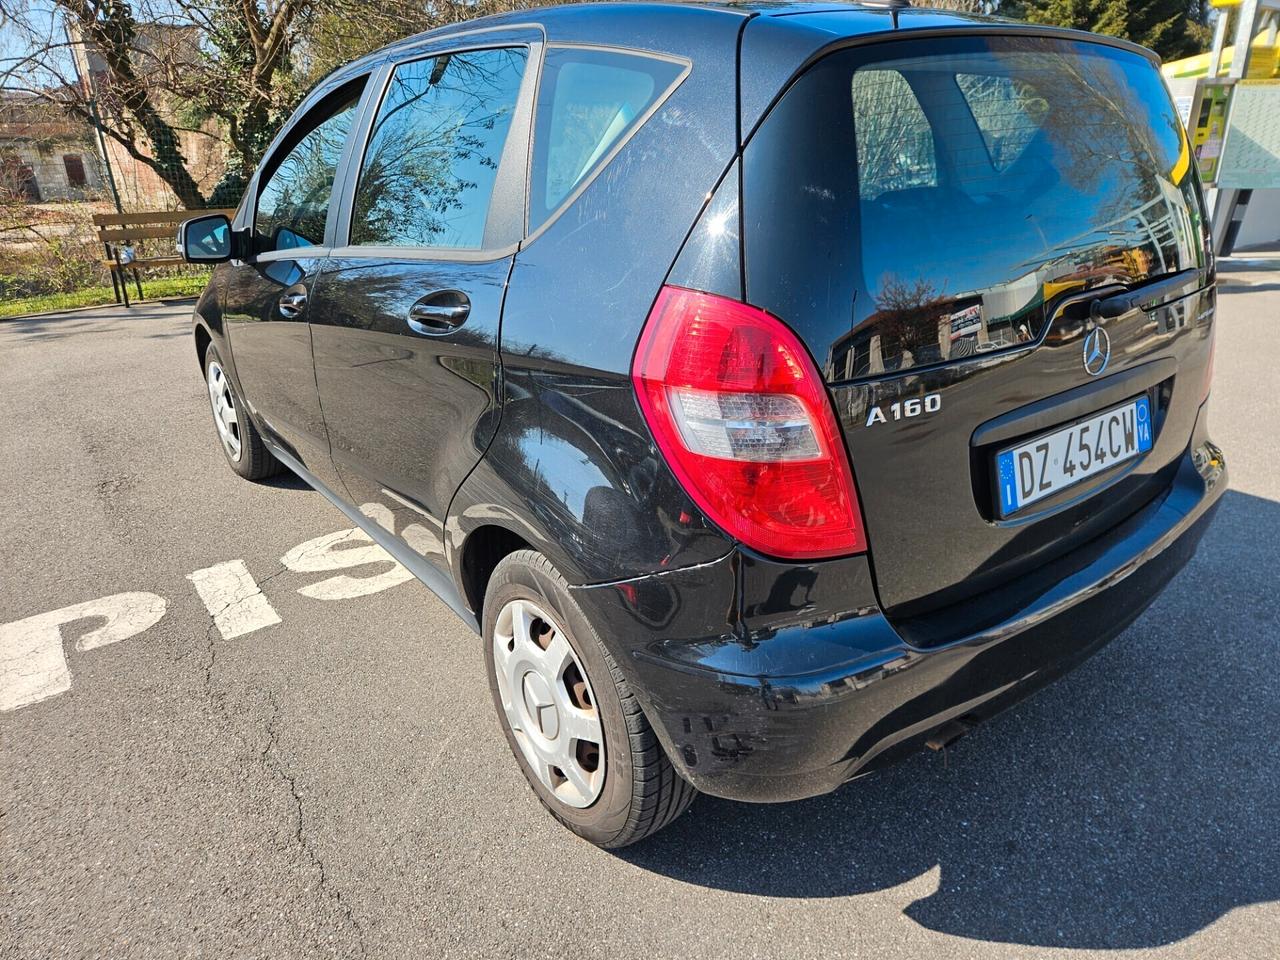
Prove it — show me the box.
[483,550,696,847]
[203,346,282,481]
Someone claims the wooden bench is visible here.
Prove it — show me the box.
[93,208,236,307]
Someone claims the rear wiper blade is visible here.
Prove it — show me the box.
[1090,269,1201,320]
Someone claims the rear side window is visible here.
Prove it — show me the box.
[350,47,528,249]
[955,73,1044,172]
[255,84,362,252]
[745,36,1207,383]
[529,48,685,231]
[851,70,937,200]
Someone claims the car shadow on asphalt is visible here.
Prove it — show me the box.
[619,489,1279,950]
[3,317,103,340]
[1,307,188,340]
[261,469,312,491]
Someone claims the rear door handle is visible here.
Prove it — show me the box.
[407,291,470,335]
[278,291,308,318]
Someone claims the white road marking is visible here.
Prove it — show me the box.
[280,520,412,601]
[0,592,167,712]
[8,511,420,710]
[186,560,282,640]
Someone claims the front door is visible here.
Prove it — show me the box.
[309,43,534,577]
[223,78,366,487]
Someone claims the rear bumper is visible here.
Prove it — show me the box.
[570,427,1226,803]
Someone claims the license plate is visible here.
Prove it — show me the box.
[996,396,1153,517]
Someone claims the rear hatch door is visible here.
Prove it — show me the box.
[741,30,1214,628]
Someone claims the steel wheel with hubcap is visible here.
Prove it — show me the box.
[493,597,605,808]
[202,346,282,481]
[482,550,697,847]
[207,359,242,462]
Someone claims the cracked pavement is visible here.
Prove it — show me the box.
[2,265,1279,960]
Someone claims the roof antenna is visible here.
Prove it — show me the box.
[861,0,912,28]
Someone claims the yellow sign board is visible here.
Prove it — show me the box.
[1189,80,1235,182]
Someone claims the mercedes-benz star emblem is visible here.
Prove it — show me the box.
[1082,326,1111,377]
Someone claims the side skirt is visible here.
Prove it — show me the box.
[262,439,481,634]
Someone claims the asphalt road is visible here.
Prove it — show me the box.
[2,263,1278,960]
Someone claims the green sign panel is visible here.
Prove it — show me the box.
[1218,80,1280,189]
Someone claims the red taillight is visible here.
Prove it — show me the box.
[631,285,865,560]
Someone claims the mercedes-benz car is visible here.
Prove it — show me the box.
[180,1,1225,847]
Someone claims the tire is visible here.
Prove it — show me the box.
[483,550,696,847]
[202,344,283,481]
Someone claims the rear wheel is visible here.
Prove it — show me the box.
[203,346,282,481]
[483,550,696,847]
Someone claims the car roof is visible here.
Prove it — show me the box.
[328,2,1005,82]
[322,1,1148,138]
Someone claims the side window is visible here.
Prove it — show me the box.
[255,84,363,253]
[530,48,685,231]
[955,73,1047,172]
[851,69,937,201]
[350,47,528,249]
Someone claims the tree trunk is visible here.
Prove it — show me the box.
[61,0,209,208]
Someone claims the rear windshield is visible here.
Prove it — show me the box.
[743,36,1208,381]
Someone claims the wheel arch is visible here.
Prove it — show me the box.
[457,523,535,619]
[447,387,734,598]
[192,272,229,373]
[194,321,212,369]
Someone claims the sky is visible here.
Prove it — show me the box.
[1,2,78,92]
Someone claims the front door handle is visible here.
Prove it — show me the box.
[407,290,470,335]
[278,291,308,318]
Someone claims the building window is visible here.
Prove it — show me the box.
[1,153,39,201]
[63,154,87,187]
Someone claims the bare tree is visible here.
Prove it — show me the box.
[2,0,216,206]
[1,0,573,209]
[169,0,314,203]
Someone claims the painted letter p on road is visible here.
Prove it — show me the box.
[0,593,167,712]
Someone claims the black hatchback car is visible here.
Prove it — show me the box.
[181,1,1225,847]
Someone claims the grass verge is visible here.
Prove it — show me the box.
[1,275,208,320]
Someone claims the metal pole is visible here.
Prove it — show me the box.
[63,18,123,214]
[1203,8,1233,229]
[1212,0,1263,256]
[1228,0,1261,81]
[1207,8,1231,78]
[87,95,124,215]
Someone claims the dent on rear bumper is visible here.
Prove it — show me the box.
[570,429,1226,803]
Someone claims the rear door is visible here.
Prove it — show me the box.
[308,37,537,577]
[742,33,1214,627]
[224,77,367,488]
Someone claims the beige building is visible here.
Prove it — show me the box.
[0,93,103,202]
[63,20,225,209]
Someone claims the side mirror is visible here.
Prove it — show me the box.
[177,214,233,263]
